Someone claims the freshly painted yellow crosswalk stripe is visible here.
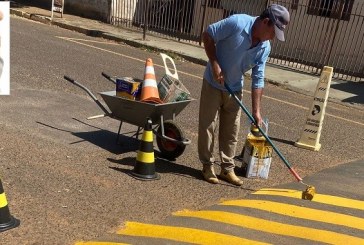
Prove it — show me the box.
[117,221,270,245]
[175,210,364,245]
[221,199,364,231]
[253,188,364,210]
[75,189,364,244]
[75,242,129,245]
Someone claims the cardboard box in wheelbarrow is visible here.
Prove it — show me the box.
[115,77,142,100]
[241,133,273,179]
[157,74,190,103]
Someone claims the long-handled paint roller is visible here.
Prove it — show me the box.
[224,83,316,200]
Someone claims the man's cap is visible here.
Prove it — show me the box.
[268,4,290,41]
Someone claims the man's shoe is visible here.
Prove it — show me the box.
[202,165,219,184]
[219,170,244,186]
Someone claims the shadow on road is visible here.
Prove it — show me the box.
[331,81,364,104]
[108,156,202,180]
[36,120,140,155]
[108,156,254,189]
[72,130,139,154]
[269,136,295,146]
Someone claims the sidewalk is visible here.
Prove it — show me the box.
[10,2,364,107]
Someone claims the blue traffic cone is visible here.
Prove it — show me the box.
[0,177,20,232]
[131,118,160,180]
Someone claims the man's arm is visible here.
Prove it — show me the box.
[252,88,263,126]
[202,31,224,84]
[251,57,269,127]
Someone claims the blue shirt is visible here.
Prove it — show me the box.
[204,14,271,91]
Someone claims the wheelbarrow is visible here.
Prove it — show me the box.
[63,73,194,160]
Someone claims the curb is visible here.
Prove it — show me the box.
[11,8,208,66]
[11,9,51,25]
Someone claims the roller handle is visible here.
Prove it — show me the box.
[224,83,303,182]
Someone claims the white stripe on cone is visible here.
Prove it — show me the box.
[143,79,158,88]
[145,66,155,74]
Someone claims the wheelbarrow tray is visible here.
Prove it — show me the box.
[100,91,193,127]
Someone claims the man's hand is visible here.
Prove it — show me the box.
[202,31,224,84]
[211,61,224,84]
[253,111,263,127]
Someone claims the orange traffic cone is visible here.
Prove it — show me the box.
[131,118,160,180]
[140,58,163,104]
[0,177,20,232]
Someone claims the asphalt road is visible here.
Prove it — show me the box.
[1,16,363,244]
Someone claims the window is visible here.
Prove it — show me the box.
[307,0,354,21]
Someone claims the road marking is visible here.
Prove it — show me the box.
[243,91,364,127]
[117,221,269,245]
[76,189,364,244]
[253,188,364,210]
[75,242,129,245]
[56,36,364,127]
[61,37,121,45]
[221,199,364,231]
[324,113,364,126]
[175,210,364,245]
[56,36,201,79]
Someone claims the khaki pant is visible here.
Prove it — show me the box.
[198,79,242,171]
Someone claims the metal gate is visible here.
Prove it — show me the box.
[110,0,364,81]
[268,0,364,81]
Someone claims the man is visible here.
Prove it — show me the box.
[198,4,290,185]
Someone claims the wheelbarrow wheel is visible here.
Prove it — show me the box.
[156,120,186,160]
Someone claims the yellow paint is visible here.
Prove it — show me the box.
[253,189,364,211]
[117,221,269,245]
[175,210,364,244]
[57,36,364,127]
[75,242,129,245]
[142,130,153,143]
[136,151,154,163]
[221,199,364,231]
[0,192,8,208]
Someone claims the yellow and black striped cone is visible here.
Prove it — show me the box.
[0,178,20,232]
[131,118,160,180]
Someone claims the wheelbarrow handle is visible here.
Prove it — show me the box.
[64,75,76,84]
[101,72,116,84]
[63,75,110,115]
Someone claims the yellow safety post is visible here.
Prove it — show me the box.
[295,66,333,151]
